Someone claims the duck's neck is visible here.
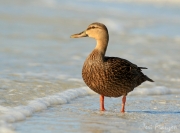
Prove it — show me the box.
[94,39,108,58]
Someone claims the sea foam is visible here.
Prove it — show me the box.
[0,86,179,132]
[0,87,94,133]
[129,86,180,96]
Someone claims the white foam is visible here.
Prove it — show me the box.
[9,72,74,81]
[129,86,180,96]
[0,127,16,133]
[0,87,93,133]
[0,86,179,132]
[0,119,16,133]
[68,78,83,82]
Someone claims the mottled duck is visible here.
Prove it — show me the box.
[70,22,154,112]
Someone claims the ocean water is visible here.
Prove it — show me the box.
[0,0,180,133]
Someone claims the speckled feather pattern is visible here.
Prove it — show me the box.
[71,22,154,98]
[82,49,153,97]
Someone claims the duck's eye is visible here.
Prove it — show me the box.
[87,26,96,30]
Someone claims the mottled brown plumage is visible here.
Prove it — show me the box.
[71,22,154,112]
[82,49,153,97]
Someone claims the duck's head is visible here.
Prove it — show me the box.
[70,22,109,41]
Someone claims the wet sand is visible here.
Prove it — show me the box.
[15,94,180,133]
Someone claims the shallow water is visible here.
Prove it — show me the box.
[0,0,180,133]
[15,94,180,133]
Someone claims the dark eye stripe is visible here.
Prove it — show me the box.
[87,26,100,30]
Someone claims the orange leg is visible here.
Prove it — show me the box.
[121,95,126,113]
[100,95,105,111]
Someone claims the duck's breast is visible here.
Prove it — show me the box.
[82,58,131,97]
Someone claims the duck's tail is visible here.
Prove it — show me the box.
[138,67,154,82]
[145,75,154,82]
